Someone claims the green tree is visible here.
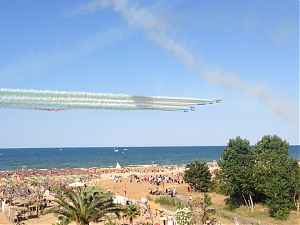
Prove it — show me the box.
[263,158,295,220]
[290,159,300,212]
[124,204,140,225]
[217,137,255,211]
[183,159,212,192]
[43,186,122,225]
[218,134,299,220]
[253,135,294,220]
[253,134,289,194]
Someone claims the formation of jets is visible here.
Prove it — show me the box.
[183,99,222,112]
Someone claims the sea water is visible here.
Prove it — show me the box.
[0,145,298,171]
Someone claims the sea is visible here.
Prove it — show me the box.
[0,145,299,172]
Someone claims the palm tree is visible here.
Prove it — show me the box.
[43,186,123,225]
[124,204,140,225]
[191,197,205,225]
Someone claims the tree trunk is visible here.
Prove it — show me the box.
[192,200,204,225]
[242,194,250,209]
[249,194,254,211]
[293,194,299,212]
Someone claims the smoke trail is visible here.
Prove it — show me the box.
[83,0,298,125]
[0,88,220,112]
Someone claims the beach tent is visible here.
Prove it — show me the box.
[116,162,121,169]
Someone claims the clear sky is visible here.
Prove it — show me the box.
[0,0,299,148]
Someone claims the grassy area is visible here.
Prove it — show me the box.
[147,183,299,224]
[231,205,300,225]
[171,186,299,225]
[148,195,236,224]
[207,192,299,225]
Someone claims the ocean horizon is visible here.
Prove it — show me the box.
[0,145,299,172]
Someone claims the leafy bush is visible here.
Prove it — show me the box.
[154,196,177,207]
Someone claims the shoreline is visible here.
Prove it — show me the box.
[0,164,185,182]
[0,162,219,185]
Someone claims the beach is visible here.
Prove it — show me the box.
[0,164,196,225]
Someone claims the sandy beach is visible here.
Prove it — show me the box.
[0,162,242,225]
[0,165,193,225]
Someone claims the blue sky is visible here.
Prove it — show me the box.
[0,0,299,148]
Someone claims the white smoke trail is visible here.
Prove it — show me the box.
[82,0,298,125]
[0,88,219,112]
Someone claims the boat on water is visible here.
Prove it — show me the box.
[123,148,128,151]
[114,148,118,152]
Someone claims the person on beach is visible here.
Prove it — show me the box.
[108,188,110,193]
[189,195,192,201]
[124,188,126,196]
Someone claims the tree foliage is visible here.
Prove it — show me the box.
[290,159,300,212]
[253,134,289,194]
[217,134,300,221]
[183,159,212,192]
[217,136,255,210]
[263,159,295,220]
[43,186,123,225]
[253,135,297,220]
[124,204,140,225]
